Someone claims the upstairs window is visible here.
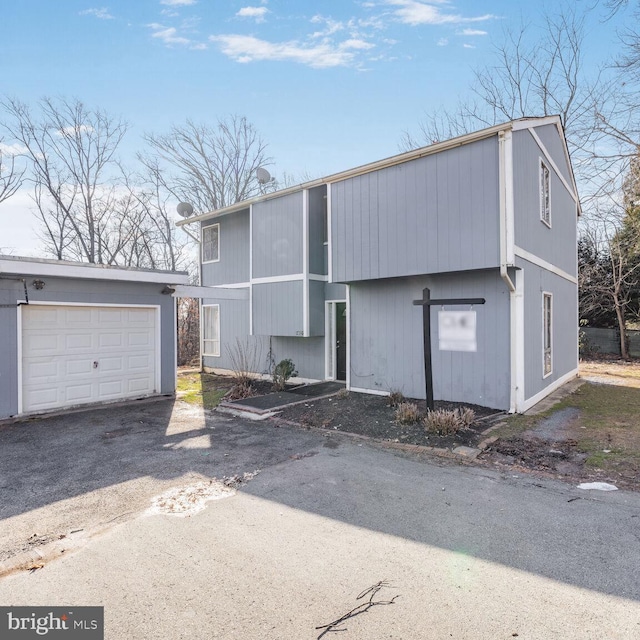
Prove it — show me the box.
[539,159,551,227]
[202,224,220,263]
[543,293,552,377]
[202,304,220,356]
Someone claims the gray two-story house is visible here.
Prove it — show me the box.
[178,116,579,412]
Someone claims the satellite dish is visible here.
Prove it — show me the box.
[176,202,194,218]
[256,167,273,184]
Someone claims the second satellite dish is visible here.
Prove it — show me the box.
[256,167,273,184]
[176,202,194,218]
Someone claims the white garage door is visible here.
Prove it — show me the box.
[21,305,158,413]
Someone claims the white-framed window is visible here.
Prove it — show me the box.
[543,292,552,377]
[202,304,220,357]
[202,223,220,263]
[539,159,551,227]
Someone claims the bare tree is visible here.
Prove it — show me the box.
[143,115,274,215]
[1,96,128,263]
[0,139,24,204]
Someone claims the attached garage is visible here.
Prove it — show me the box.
[0,256,189,420]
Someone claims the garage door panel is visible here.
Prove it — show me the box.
[22,305,158,413]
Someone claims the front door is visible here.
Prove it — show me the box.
[335,302,347,381]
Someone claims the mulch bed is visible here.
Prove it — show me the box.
[277,392,502,450]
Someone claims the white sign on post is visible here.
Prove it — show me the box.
[438,310,477,352]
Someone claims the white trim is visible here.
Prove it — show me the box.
[539,156,552,228]
[251,273,305,284]
[303,189,310,337]
[16,304,23,414]
[201,303,221,357]
[504,130,515,264]
[327,182,333,283]
[309,273,329,282]
[0,258,189,285]
[519,368,579,413]
[348,386,390,397]
[249,205,253,336]
[18,302,162,415]
[529,128,578,203]
[514,246,578,284]
[173,296,178,392]
[542,291,553,379]
[511,115,561,132]
[201,223,221,264]
[215,282,251,289]
[514,270,525,412]
[325,301,335,380]
[345,285,351,390]
[170,285,248,300]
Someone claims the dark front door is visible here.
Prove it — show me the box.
[336,302,347,381]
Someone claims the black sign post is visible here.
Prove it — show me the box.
[413,287,485,411]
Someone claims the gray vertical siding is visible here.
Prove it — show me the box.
[325,282,346,301]
[201,210,250,286]
[309,280,325,336]
[202,298,272,374]
[252,280,304,336]
[308,185,327,275]
[516,259,578,401]
[0,280,20,417]
[271,336,325,380]
[252,192,303,278]
[0,276,179,419]
[349,271,511,410]
[331,135,501,283]
[512,128,578,276]
[528,123,573,186]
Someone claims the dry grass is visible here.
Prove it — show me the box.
[423,407,476,435]
[580,359,640,387]
[394,402,421,424]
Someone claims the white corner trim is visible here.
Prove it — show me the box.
[519,368,579,414]
[504,129,515,264]
[345,285,351,390]
[528,128,578,203]
[327,183,333,283]
[514,246,578,284]
[249,204,253,336]
[309,273,329,282]
[511,115,561,132]
[514,270,525,412]
[303,189,310,337]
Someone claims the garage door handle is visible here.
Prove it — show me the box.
[93,361,99,368]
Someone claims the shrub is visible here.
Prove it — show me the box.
[226,337,263,386]
[423,407,476,435]
[225,381,255,401]
[336,388,350,399]
[395,402,420,424]
[387,390,405,408]
[273,359,298,391]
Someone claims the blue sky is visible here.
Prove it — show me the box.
[0,0,629,256]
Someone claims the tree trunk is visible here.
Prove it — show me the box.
[614,294,630,360]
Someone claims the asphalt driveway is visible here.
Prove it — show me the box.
[1,399,640,638]
[0,398,322,565]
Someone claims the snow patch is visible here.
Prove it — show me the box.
[577,482,618,491]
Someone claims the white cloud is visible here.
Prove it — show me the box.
[236,6,269,22]
[341,38,375,50]
[160,0,197,6]
[436,37,448,46]
[385,0,495,26]
[463,43,475,48]
[210,34,364,68]
[147,22,205,49]
[79,7,114,20]
[459,28,487,36]
[0,142,29,156]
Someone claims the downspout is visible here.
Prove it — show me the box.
[498,129,518,413]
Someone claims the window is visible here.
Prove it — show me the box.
[202,304,220,356]
[543,293,552,377]
[202,224,219,263]
[539,159,551,227]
